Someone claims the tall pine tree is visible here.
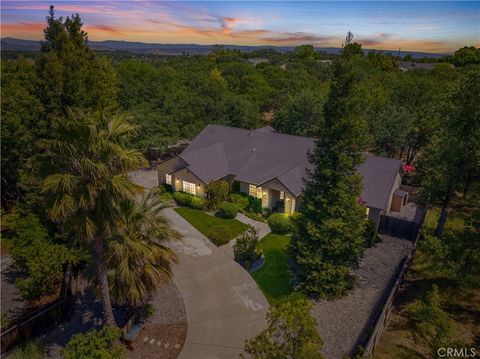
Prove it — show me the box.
[289,57,369,298]
[37,6,118,132]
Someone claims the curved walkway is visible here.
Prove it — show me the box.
[162,207,269,359]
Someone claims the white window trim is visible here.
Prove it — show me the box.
[165,173,172,185]
[248,184,262,199]
[183,181,196,195]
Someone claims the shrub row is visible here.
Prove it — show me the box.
[173,192,205,209]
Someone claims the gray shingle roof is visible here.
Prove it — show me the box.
[178,125,402,209]
[358,155,403,210]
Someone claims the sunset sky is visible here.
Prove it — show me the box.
[2,1,479,54]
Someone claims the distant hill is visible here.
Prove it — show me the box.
[1,37,448,58]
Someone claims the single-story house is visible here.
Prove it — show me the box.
[157,124,405,228]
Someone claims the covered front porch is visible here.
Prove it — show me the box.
[238,180,297,215]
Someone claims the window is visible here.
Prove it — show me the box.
[165,173,172,185]
[249,184,262,198]
[280,191,285,200]
[183,181,196,195]
[366,207,370,217]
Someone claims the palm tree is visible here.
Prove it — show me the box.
[40,110,146,326]
[107,188,180,306]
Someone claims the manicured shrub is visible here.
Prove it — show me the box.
[262,207,272,217]
[208,225,232,246]
[363,219,380,247]
[205,180,230,210]
[233,227,262,269]
[173,192,205,209]
[230,193,249,210]
[189,196,206,209]
[217,201,238,219]
[173,192,192,206]
[248,196,262,214]
[63,326,124,359]
[267,213,293,234]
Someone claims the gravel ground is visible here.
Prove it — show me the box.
[41,279,132,358]
[39,279,186,359]
[126,281,187,359]
[311,235,413,359]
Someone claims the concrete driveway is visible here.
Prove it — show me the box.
[162,207,268,359]
[129,169,158,189]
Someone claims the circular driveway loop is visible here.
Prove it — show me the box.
[162,207,268,359]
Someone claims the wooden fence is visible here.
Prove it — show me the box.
[0,264,77,356]
[362,206,426,357]
[378,206,426,241]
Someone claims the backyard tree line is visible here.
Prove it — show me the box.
[1,7,479,353]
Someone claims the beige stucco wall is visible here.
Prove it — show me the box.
[386,173,402,213]
[171,167,206,197]
[284,193,296,214]
[157,156,187,185]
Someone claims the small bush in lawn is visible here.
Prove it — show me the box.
[262,207,272,217]
[230,194,249,210]
[217,201,238,219]
[233,227,262,269]
[248,196,262,214]
[208,225,232,246]
[363,219,380,247]
[268,213,293,234]
[63,326,124,359]
[189,196,206,209]
[205,180,230,210]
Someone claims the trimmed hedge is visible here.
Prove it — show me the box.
[267,213,293,234]
[217,201,238,219]
[173,192,205,209]
[230,193,250,210]
[208,225,232,246]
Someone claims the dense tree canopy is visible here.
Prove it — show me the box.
[289,59,369,298]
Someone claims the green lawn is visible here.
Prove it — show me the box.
[252,233,293,305]
[174,207,249,245]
